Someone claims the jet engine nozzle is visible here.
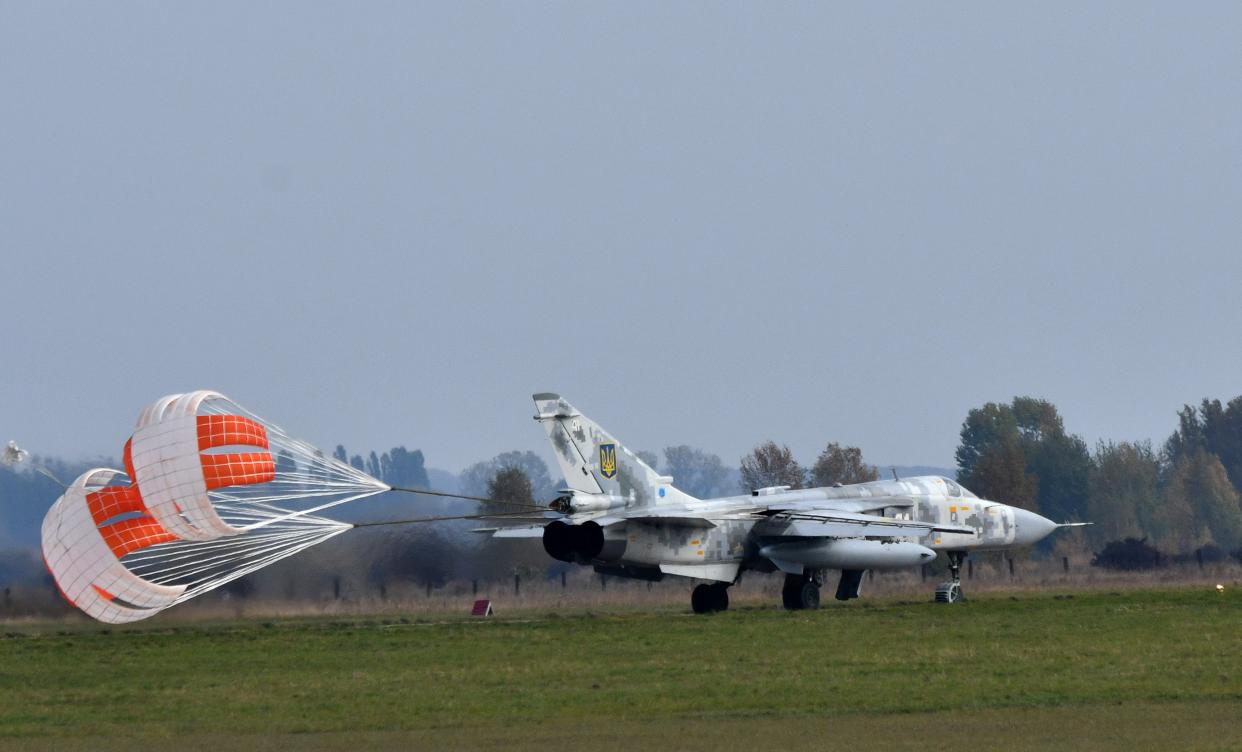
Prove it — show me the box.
[542,520,627,563]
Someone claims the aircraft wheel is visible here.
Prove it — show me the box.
[799,581,821,610]
[691,584,714,614]
[782,581,802,610]
[710,583,730,612]
[934,582,964,603]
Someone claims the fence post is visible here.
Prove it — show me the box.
[600,574,607,591]
[1196,549,1204,570]
[968,560,974,580]
[513,573,521,596]
[1008,557,1015,578]
[425,581,432,598]
[472,579,479,596]
[333,577,341,600]
[561,571,567,589]
[921,565,927,582]
[1062,556,1069,573]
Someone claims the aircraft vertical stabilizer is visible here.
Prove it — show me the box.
[532,393,695,506]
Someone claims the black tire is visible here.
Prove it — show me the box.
[799,581,821,610]
[782,583,801,610]
[691,584,713,614]
[710,584,730,612]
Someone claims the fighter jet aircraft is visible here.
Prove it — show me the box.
[479,393,1076,613]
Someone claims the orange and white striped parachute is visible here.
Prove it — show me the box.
[41,390,389,624]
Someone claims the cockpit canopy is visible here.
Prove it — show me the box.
[941,477,977,499]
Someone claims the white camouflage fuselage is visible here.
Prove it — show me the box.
[523,394,1060,586]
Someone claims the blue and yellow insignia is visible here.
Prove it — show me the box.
[599,443,617,479]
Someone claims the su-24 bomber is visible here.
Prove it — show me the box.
[478,393,1085,613]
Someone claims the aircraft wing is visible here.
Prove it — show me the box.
[613,511,718,528]
[759,508,974,539]
[472,525,546,538]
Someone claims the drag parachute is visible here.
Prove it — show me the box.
[41,390,389,624]
[3,440,27,466]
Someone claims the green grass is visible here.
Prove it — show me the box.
[1,587,1240,750]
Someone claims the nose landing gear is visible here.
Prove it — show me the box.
[935,551,967,603]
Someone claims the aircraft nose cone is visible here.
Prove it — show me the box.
[1012,507,1057,546]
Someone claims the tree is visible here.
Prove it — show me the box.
[367,527,455,591]
[1086,441,1160,547]
[1165,397,1242,496]
[968,435,1038,511]
[1163,451,1242,551]
[955,402,1019,484]
[955,397,1089,518]
[635,450,660,472]
[740,441,804,491]
[380,446,429,489]
[461,451,555,500]
[487,466,535,509]
[1025,431,1092,523]
[662,445,729,498]
[332,445,348,464]
[1011,396,1064,442]
[1157,453,1213,552]
[809,442,878,487]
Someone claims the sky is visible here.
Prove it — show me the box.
[2,3,1240,477]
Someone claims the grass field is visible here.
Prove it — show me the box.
[1,586,1240,750]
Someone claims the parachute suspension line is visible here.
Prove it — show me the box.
[42,391,399,624]
[140,396,385,600]
[237,489,389,531]
[181,398,391,536]
[131,527,346,586]
[352,508,558,528]
[385,485,552,513]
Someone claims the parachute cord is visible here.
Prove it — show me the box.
[353,509,558,528]
[385,485,552,512]
[34,464,68,489]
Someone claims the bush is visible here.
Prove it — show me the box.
[1172,544,1229,566]
[1091,538,1164,570]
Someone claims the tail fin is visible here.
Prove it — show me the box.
[532,393,691,506]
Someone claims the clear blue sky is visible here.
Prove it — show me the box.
[2,3,1240,474]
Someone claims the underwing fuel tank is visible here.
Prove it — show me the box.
[760,539,935,570]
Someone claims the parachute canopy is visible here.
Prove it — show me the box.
[3,440,27,466]
[41,391,389,624]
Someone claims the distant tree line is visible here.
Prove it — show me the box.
[331,444,430,489]
[954,396,1242,555]
[7,393,1242,599]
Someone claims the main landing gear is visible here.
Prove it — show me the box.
[782,572,821,610]
[691,582,730,614]
[935,551,967,604]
